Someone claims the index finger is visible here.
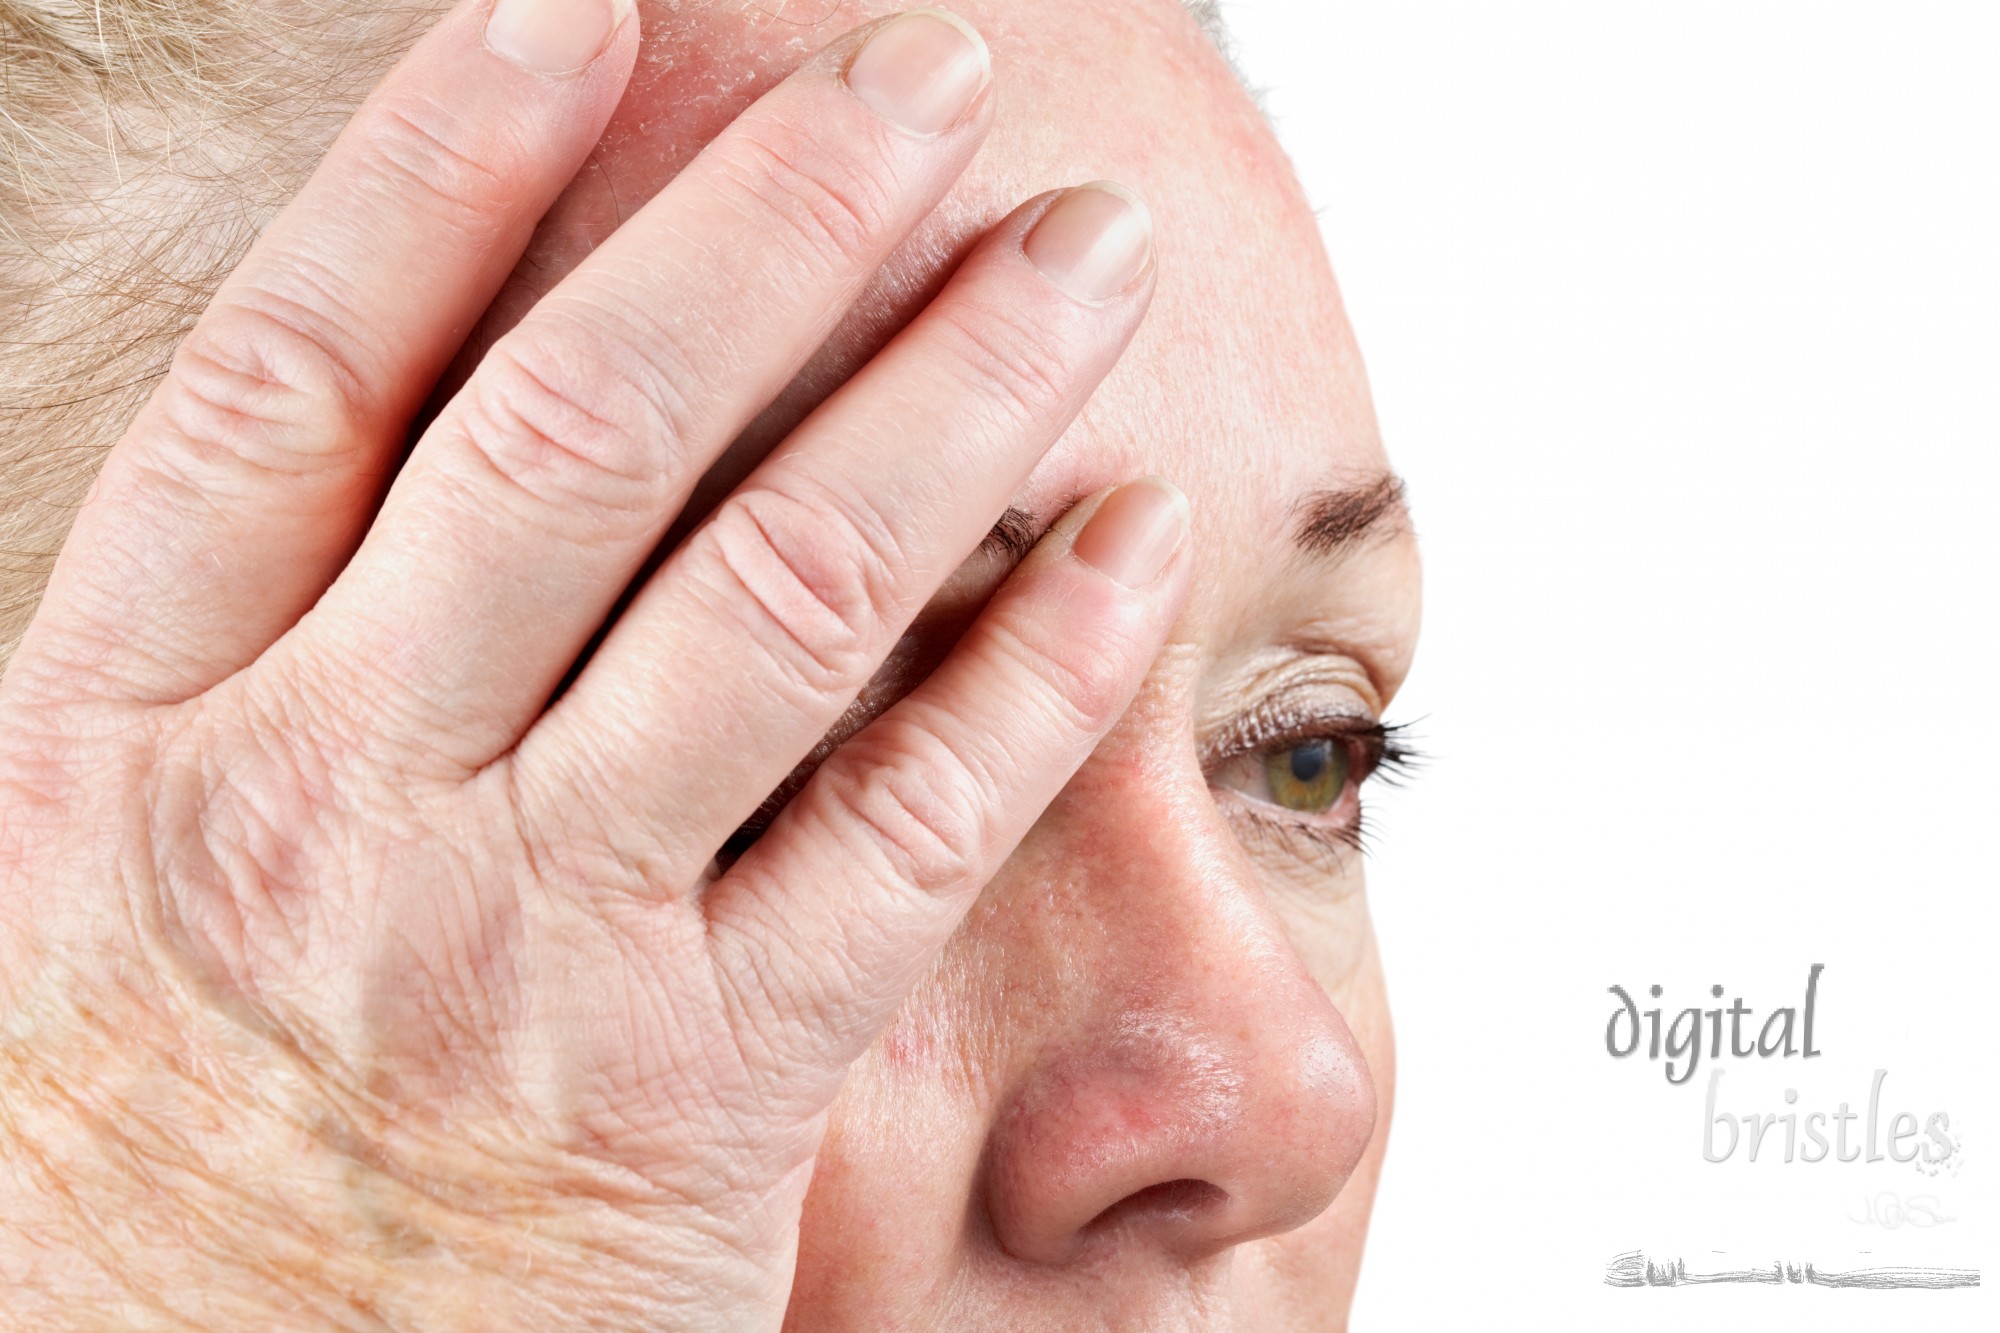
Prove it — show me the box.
[18,0,639,706]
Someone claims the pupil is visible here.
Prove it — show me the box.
[1289,741,1330,784]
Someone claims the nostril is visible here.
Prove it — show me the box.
[1085,1178,1229,1235]
[983,987,1375,1266]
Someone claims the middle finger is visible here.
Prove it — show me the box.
[276,9,994,768]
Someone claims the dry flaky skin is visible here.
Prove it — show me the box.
[0,0,1229,664]
[2,3,1410,1328]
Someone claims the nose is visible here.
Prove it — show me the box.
[978,761,1378,1267]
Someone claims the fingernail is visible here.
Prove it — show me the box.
[486,0,632,76]
[1023,182,1154,303]
[1071,478,1190,588]
[845,9,991,136]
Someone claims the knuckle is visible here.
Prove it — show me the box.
[709,900,873,1083]
[159,294,374,474]
[931,296,1078,427]
[455,326,686,521]
[690,483,904,694]
[150,705,350,975]
[985,611,1135,736]
[814,724,990,897]
[719,119,898,275]
[356,98,515,244]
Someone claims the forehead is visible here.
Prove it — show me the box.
[915,0,1396,641]
[529,0,1400,644]
[548,2,1392,480]
[728,6,1378,489]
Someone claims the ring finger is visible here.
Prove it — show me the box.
[513,182,1156,890]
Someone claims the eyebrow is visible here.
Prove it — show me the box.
[975,474,1411,565]
[977,506,1044,562]
[1292,473,1410,559]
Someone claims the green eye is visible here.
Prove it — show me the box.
[1263,739,1351,814]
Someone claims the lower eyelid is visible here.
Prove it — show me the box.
[1217,794,1370,872]
[1211,769,1363,827]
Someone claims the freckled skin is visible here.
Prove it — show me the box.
[472,0,1420,1326]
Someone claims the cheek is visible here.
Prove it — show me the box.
[791,955,1000,1314]
[1260,868,1377,1008]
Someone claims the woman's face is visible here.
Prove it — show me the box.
[470,0,1422,1324]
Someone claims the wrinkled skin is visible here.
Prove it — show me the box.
[0,1,1419,1329]
[508,3,1420,1326]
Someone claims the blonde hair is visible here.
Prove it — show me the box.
[0,0,426,662]
[0,0,1231,668]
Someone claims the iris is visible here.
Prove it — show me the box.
[1262,739,1349,813]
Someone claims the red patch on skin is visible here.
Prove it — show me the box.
[879,1018,921,1069]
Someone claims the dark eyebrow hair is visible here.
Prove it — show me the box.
[1293,473,1410,558]
[976,478,1411,567]
[976,506,1043,562]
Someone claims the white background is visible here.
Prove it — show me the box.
[1228,3,1996,1328]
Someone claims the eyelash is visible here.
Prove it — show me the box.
[1208,716,1424,867]
[720,714,1425,871]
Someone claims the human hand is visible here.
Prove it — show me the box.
[0,2,1185,1327]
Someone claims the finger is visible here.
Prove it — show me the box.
[702,479,1191,1083]
[516,183,1155,877]
[277,10,996,769]
[17,0,640,707]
